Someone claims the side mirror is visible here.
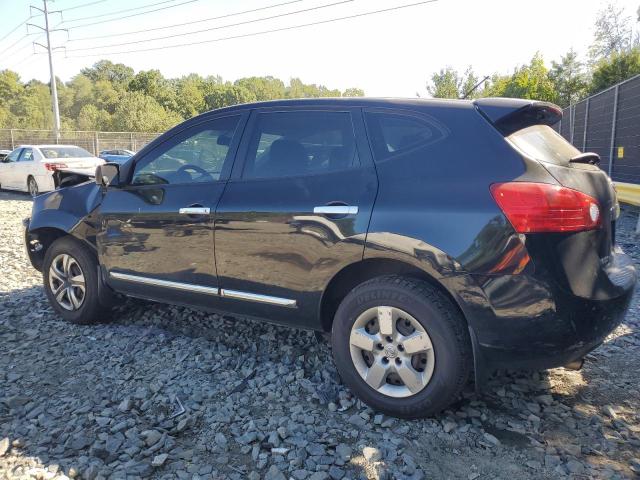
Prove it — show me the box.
[95,163,120,188]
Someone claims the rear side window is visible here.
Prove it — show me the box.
[242,111,360,179]
[507,125,579,166]
[18,148,33,162]
[364,110,449,162]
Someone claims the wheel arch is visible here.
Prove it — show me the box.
[319,257,468,332]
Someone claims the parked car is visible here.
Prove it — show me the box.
[0,149,10,161]
[99,149,135,164]
[23,98,637,418]
[0,145,104,196]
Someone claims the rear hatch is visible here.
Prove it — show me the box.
[475,98,627,300]
[506,124,618,260]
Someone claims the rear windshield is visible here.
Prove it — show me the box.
[507,125,579,166]
[41,147,92,159]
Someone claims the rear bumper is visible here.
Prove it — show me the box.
[460,248,636,371]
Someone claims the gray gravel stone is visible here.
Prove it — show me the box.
[0,194,638,480]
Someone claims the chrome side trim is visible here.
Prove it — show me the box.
[221,289,297,307]
[179,207,210,215]
[109,271,219,295]
[313,205,358,215]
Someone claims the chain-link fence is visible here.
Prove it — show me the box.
[556,74,640,185]
[0,129,161,156]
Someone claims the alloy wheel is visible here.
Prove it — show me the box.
[349,306,435,398]
[28,178,38,197]
[48,254,86,311]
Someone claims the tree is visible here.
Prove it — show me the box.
[590,2,634,61]
[343,87,365,97]
[204,84,256,110]
[77,104,111,131]
[235,76,285,101]
[589,46,640,93]
[175,75,205,118]
[80,60,134,90]
[549,49,588,106]
[112,91,182,132]
[499,53,558,102]
[426,67,479,99]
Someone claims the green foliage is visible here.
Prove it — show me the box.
[590,47,640,93]
[500,53,558,103]
[549,50,589,107]
[111,91,183,132]
[589,2,634,61]
[427,67,480,99]
[0,61,365,132]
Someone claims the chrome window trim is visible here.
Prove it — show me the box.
[109,271,220,296]
[221,289,297,308]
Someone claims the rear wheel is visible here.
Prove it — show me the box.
[331,275,472,418]
[43,236,111,324]
[27,176,38,197]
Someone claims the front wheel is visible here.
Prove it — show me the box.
[331,275,472,418]
[43,236,112,324]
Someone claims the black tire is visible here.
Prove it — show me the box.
[27,176,38,197]
[43,236,112,324]
[331,275,472,418]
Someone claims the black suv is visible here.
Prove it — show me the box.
[24,98,637,418]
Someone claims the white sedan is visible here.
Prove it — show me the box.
[0,145,104,196]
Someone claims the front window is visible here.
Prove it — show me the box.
[132,116,240,185]
[507,125,580,166]
[41,147,93,159]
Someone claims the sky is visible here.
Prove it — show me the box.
[0,0,639,97]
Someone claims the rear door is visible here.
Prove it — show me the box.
[214,107,378,328]
[97,114,246,307]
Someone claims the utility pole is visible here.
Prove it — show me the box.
[28,0,64,140]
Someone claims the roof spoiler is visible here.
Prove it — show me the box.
[474,98,562,136]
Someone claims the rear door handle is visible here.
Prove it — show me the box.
[313,205,358,215]
[179,207,210,215]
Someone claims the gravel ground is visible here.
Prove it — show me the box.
[1,189,639,480]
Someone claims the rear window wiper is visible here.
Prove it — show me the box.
[569,152,600,165]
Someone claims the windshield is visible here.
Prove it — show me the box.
[40,147,93,159]
[507,125,579,166]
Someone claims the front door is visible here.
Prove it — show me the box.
[0,148,21,189]
[97,114,245,307]
[215,107,378,328]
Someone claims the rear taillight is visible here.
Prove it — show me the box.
[490,182,601,233]
[44,163,68,171]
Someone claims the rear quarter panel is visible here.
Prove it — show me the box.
[363,103,527,274]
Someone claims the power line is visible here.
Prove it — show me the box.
[68,0,303,42]
[60,0,438,58]
[59,0,108,12]
[0,17,31,45]
[61,0,200,27]
[66,0,353,51]
[0,32,34,58]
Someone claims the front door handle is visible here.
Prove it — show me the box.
[313,205,358,215]
[179,207,210,215]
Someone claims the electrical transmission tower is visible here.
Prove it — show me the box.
[28,0,66,140]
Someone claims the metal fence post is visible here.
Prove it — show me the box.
[569,104,575,144]
[10,129,14,149]
[608,85,619,178]
[94,131,99,156]
[582,98,590,152]
[130,132,134,151]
